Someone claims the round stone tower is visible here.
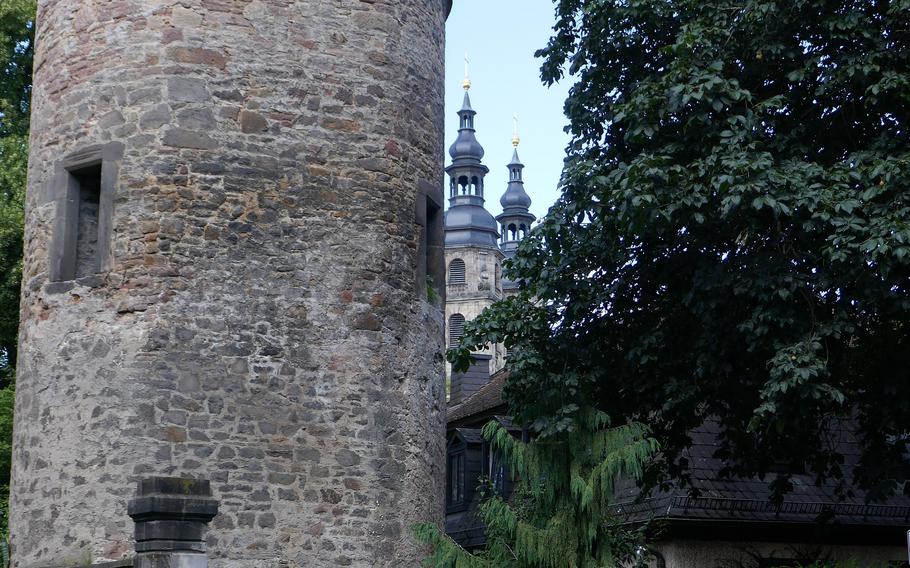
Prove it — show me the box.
[11,1,450,567]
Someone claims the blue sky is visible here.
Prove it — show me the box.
[444,1,571,221]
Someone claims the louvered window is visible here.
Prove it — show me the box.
[449,314,466,347]
[449,258,466,284]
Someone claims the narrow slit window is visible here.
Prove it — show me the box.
[415,180,444,301]
[73,165,102,279]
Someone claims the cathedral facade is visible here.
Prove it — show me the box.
[442,81,535,390]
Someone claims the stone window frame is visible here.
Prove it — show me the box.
[49,142,123,282]
[416,178,445,302]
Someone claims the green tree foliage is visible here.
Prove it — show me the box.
[0,0,33,375]
[0,0,35,535]
[0,385,12,534]
[0,0,34,138]
[0,133,25,380]
[415,413,657,567]
[452,0,910,502]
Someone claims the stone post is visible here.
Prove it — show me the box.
[127,478,219,568]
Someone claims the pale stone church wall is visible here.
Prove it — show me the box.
[11,1,449,567]
[445,245,506,376]
[651,540,906,567]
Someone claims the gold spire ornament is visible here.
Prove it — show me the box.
[462,51,472,91]
[512,113,521,147]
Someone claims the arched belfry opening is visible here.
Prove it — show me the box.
[449,258,466,284]
[449,313,466,347]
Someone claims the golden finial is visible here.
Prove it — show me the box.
[511,114,520,147]
[462,51,472,91]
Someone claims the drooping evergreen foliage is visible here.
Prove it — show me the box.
[451,0,910,503]
[415,412,657,567]
[0,0,36,534]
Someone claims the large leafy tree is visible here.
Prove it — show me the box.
[453,0,910,501]
[0,0,35,533]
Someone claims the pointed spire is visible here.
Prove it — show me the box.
[450,70,483,162]
[461,90,474,114]
[445,72,497,250]
[509,146,522,168]
[497,132,535,257]
[499,144,531,211]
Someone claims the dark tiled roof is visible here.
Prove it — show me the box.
[453,428,484,445]
[447,369,508,423]
[492,415,521,432]
[445,370,910,529]
[615,420,910,526]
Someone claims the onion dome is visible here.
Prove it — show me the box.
[448,92,486,163]
[500,148,533,211]
[444,77,499,249]
[496,133,536,291]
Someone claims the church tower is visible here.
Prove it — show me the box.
[496,124,536,296]
[10,1,451,567]
[443,73,506,397]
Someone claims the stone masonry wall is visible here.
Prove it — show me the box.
[11,1,449,567]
